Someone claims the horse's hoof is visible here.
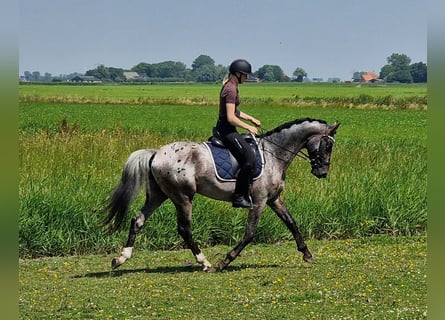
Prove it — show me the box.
[303,256,315,264]
[111,257,122,269]
[204,266,217,273]
[218,260,228,271]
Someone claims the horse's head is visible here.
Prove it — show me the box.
[305,121,340,178]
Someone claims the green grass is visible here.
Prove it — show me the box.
[20,82,427,109]
[19,236,426,319]
[19,103,426,257]
[19,83,427,318]
[19,83,426,258]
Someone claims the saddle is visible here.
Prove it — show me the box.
[204,127,263,182]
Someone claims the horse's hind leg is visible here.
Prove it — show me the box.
[174,199,215,272]
[268,197,314,263]
[111,193,167,269]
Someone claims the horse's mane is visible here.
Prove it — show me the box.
[259,117,327,138]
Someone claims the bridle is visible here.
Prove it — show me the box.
[258,127,335,169]
[307,135,335,169]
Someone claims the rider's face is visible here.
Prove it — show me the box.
[239,73,248,83]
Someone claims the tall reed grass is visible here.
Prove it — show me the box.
[19,99,426,258]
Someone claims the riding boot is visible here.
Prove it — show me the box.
[232,177,252,209]
[232,193,252,208]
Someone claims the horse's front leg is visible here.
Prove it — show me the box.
[268,197,314,263]
[219,204,265,270]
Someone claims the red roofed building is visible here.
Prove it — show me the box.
[361,72,379,82]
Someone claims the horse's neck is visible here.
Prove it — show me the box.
[264,122,322,164]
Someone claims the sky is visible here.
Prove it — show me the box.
[19,0,427,81]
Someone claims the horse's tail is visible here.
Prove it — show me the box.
[102,149,157,232]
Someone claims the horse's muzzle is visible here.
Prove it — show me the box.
[311,167,328,179]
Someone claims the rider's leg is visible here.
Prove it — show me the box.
[233,155,255,207]
[222,132,256,208]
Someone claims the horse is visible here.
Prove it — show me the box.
[102,117,340,272]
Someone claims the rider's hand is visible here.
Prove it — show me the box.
[251,118,261,127]
[248,125,259,135]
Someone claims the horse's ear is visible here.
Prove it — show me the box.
[328,121,340,135]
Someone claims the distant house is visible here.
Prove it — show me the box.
[245,74,260,83]
[123,71,149,82]
[69,75,101,83]
[360,72,380,83]
[123,72,139,81]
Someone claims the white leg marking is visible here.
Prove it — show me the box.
[135,214,145,228]
[112,247,133,268]
[121,247,133,259]
[196,252,213,271]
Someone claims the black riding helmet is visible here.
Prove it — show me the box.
[229,59,252,75]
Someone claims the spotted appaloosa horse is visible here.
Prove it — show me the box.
[103,118,340,272]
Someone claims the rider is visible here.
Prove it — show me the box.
[215,59,262,208]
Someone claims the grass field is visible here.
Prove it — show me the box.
[19,102,426,257]
[19,236,426,319]
[19,83,427,318]
[20,82,427,109]
[19,83,427,257]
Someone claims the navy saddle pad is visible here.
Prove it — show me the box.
[204,135,263,182]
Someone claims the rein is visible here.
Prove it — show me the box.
[257,127,311,163]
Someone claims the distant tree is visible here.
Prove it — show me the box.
[21,71,53,82]
[158,61,187,78]
[42,72,52,82]
[172,61,188,78]
[263,71,275,82]
[86,64,110,80]
[292,67,307,82]
[131,61,187,80]
[256,65,287,82]
[24,71,33,81]
[107,67,125,82]
[379,65,393,80]
[387,53,411,69]
[213,64,228,82]
[131,58,224,82]
[32,71,41,81]
[183,69,194,82]
[85,65,124,82]
[194,64,218,82]
[191,55,215,71]
[352,71,363,82]
[131,62,151,75]
[386,69,413,83]
[410,62,427,83]
[380,53,413,83]
[190,55,221,82]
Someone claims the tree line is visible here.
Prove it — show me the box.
[21,53,426,83]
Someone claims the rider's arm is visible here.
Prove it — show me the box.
[239,111,261,127]
[226,103,258,135]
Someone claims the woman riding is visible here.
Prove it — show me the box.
[215,59,262,208]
